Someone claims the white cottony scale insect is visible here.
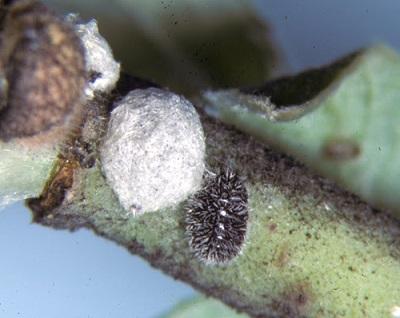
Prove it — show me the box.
[185,168,249,265]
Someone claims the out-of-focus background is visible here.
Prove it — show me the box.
[1,0,400,317]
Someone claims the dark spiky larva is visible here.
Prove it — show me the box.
[185,168,249,265]
[0,0,86,142]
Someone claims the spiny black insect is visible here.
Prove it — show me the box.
[185,168,248,265]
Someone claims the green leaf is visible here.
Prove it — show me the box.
[202,45,400,217]
[161,297,249,318]
[0,143,57,209]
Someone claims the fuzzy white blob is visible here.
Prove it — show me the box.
[100,88,205,215]
[66,14,120,98]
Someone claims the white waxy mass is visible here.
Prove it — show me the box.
[100,88,205,215]
[67,14,121,98]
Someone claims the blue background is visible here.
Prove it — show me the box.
[1,1,400,317]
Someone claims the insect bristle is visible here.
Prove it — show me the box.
[185,167,249,265]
